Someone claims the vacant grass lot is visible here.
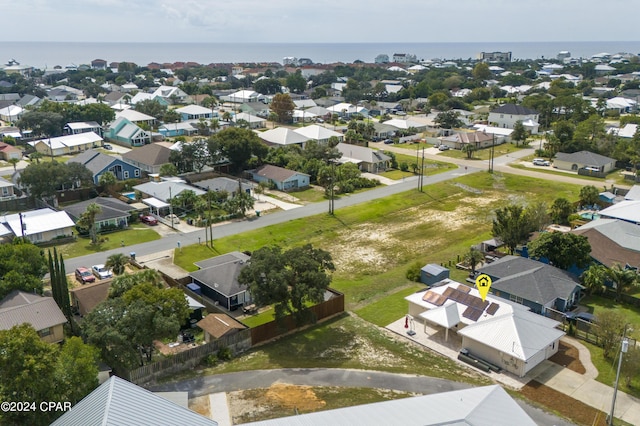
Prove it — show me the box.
[175,171,582,319]
[439,143,527,160]
[54,225,161,258]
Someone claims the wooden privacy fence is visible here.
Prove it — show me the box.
[124,329,251,385]
[250,290,345,346]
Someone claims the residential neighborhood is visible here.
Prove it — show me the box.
[2,42,640,426]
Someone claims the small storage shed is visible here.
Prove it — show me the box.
[420,264,449,286]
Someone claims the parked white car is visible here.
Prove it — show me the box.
[92,264,113,280]
[532,158,550,166]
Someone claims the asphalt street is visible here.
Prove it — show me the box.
[149,368,576,426]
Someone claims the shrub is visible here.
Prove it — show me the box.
[406,261,422,282]
[217,347,232,361]
[400,162,409,172]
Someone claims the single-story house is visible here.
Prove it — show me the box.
[233,112,266,129]
[0,105,24,122]
[192,177,252,197]
[256,127,309,148]
[122,142,173,174]
[158,121,199,137]
[115,109,156,126]
[69,281,112,316]
[197,313,246,343]
[382,118,427,132]
[250,164,310,191]
[28,132,103,156]
[488,104,540,134]
[477,255,583,314]
[440,131,495,150]
[371,122,397,140]
[293,124,343,144]
[221,90,265,103]
[129,92,170,106]
[406,281,563,377]
[64,197,137,232]
[325,102,369,118]
[0,177,16,200]
[0,208,75,243]
[151,85,191,104]
[133,178,205,204]
[189,251,252,311]
[65,121,102,137]
[471,124,513,142]
[335,143,391,173]
[67,149,142,184]
[51,376,218,426]
[553,150,616,173]
[0,141,22,160]
[106,117,151,147]
[0,291,67,343]
[175,105,213,121]
[572,218,640,268]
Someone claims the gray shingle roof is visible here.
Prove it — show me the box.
[67,149,122,176]
[191,252,249,297]
[554,150,615,167]
[192,177,252,194]
[64,197,134,222]
[122,143,172,166]
[251,164,308,183]
[0,291,67,332]
[491,104,538,115]
[478,256,581,305]
[51,376,217,426]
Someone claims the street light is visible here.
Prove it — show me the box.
[608,326,630,426]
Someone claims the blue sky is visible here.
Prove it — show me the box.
[1,0,637,43]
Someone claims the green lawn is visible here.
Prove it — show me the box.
[286,188,326,203]
[168,314,493,385]
[582,340,640,399]
[54,226,162,259]
[388,153,457,176]
[580,295,640,341]
[175,172,582,311]
[241,307,276,327]
[379,169,415,180]
[356,284,424,326]
[508,164,610,183]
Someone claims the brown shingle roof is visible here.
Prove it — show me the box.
[69,281,111,316]
[252,164,307,182]
[197,313,245,339]
[122,142,172,166]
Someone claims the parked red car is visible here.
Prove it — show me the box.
[75,267,95,284]
[140,215,158,225]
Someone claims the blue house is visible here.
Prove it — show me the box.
[105,117,150,147]
[175,105,214,121]
[250,164,310,192]
[477,255,583,314]
[67,149,141,184]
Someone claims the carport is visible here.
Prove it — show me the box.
[142,197,169,216]
[418,301,460,342]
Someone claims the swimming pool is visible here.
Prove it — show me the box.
[123,192,136,200]
[580,212,600,220]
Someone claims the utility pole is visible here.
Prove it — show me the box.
[608,325,629,426]
[329,160,336,215]
[419,147,425,192]
[489,133,495,173]
[168,186,175,230]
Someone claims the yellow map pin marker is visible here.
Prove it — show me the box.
[475,274,492,302]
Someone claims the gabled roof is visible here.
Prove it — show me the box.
[69,281,111,316]
[293,124,342,141]
[0,291,67,332]
[66,121,100,130]
[1,208,75,237]
[573,219,640,267]
[175,104,212,115]
[28,132,102,150]
[67,149,123,175]
[336,143,391,164]
[624,185,640,201]
[598,200,640,224]
[190,252,250,297]
[478,256,581,305]
[382,118,425,130]
[458,309,563,361]
[554,150,615,167]
[234,112,266,124]
[491,104,538,115]
[244,385,535,426]
[443,131,493,144]
[192,177,252,194]
[51,376,217,426]
[258,127,309,146]
[197,313,246,339]
[64,197,135,222]
[251,164,309,183]
[133,180,205,203]
[122,142,172,166]
[116,109,156,123]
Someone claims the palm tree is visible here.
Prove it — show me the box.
[77,203,102,245]
[29,151,43,164]
[580,264,607,295]
[209,118,220,134]
[464,247,485,275]
[105,253,130,275]
[7,158,19,172]
[461,144,475,159]
[606,263,639,301]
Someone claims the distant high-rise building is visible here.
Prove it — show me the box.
[478,51,512,63]
[283,57,298,66]
[557,51,571,61]
[375,54,389,64]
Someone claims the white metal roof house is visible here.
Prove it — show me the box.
[257,127,310,148]
[335,143,391,173]
[0,208,75,243]
[293,124,343,144]
[244,385,535,426]
[51,376,217,426]
[405,280,564,377]
[598,200,640,224]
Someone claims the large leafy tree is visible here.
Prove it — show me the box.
[19,161,93,199]
[253,78,282,95]
[214,127,268,172]
[76,202,102,245]
[594,310,627,359]
[16,111,65,137]
[134,99,167,120]
[492,204,532,255]
[83,271,189,370]
[528,232,592,270]
[579,185,600,207]
[270,93,296,123]
[511,120,528,146]
[286,70,307,94]
[0,241,48,299]
[0,325,99,425]
[238,244,335,323]
[434,110,463,129]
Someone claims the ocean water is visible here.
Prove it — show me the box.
[1,41,639,69]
